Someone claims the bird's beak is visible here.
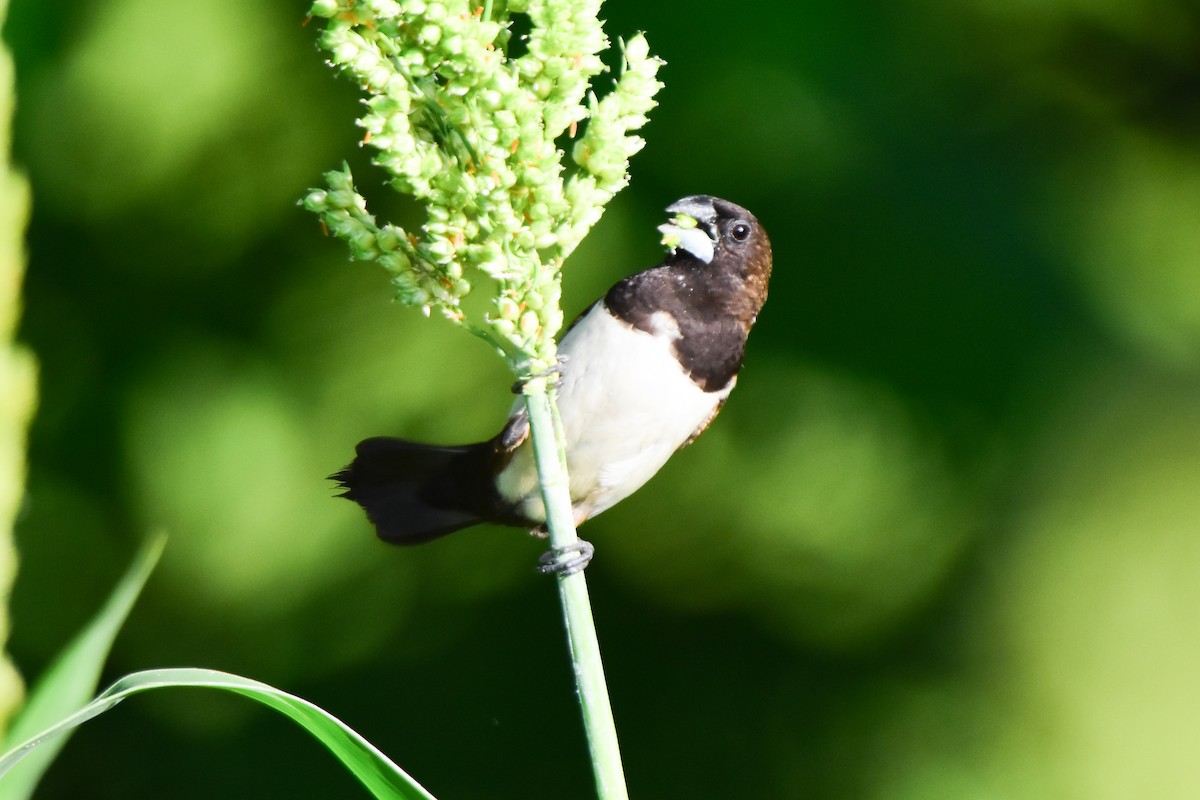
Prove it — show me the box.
[659,195,719,263]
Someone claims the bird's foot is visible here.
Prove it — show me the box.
[536,539,595,577]
[511,354,570,394]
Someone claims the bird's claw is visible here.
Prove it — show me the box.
[511,355,570,394]
[536,539,594,577]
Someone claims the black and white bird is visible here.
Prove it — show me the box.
[333,195,772,550]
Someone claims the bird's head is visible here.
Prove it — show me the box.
[659,194,772,318]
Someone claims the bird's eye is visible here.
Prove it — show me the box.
[730,221,751,242]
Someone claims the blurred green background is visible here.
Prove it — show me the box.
[6,0,1200,797]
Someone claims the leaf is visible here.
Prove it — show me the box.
[0,668,437,800]
[0,534,165,799]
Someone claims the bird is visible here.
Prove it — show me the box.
[333,195,772,557]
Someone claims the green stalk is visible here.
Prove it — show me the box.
[1,0,34,736]
[523,383,627,800]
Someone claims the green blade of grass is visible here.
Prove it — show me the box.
[0,667,437,800]
[0,534,166,799]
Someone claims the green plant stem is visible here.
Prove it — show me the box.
[522,384,627,800]
[1,0,33,737]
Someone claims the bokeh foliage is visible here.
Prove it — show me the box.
[5,0,1200,797]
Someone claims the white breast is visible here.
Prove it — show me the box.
[496,304,730,525]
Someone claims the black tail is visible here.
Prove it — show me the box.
[332,437,493,544]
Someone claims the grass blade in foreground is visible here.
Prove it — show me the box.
[0,668,437,800]
[0,535,165,800]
